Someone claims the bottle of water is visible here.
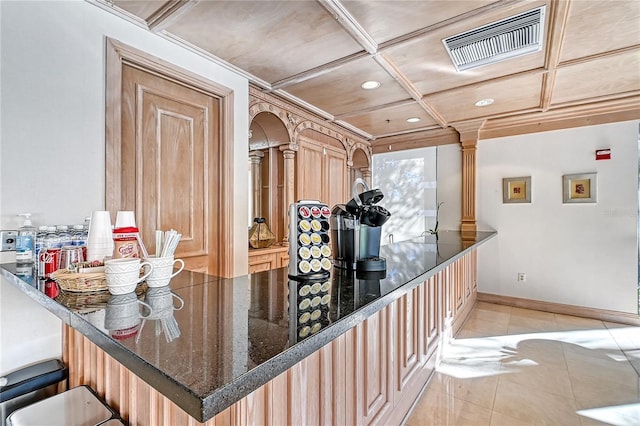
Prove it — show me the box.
[71,224,87,246]
[56,225,73,248]
[34,226,48,277]
[43,226,61,249]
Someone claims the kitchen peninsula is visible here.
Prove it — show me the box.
[1,231,495,425]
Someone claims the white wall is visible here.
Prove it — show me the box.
[477,120,639,314]
[0,0,249,374]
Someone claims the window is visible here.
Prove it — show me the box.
[372,147,438,244]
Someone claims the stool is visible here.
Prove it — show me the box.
[6,385,124,426]
[0,359,67,422]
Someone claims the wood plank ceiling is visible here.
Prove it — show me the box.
[96,0,639,145]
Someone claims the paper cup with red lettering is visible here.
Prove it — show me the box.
[104,258,152,295]
[143,255,185,288]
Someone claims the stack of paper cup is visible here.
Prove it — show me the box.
[86,210,114,262]
[115,211,136,228]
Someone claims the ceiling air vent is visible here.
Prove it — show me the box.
[443,6,546,72]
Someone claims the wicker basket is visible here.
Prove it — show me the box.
[56,283,148,313]
[50,269,108,293]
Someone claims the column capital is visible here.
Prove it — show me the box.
[454,120,485,142]
[279,143,299,153]
[249,150,265,163]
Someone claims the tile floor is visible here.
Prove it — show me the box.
[406,302,640,426]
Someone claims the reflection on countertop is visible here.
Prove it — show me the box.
[0,230,496,421]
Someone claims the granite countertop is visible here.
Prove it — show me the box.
[1,230,495,422]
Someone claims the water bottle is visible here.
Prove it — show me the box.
[56,225,73,248]
[34,226,48,271]
[43,226,61,249]
[71,224,87,246]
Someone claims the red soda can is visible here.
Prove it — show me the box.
[44,279,59,298]
[40,248,61,278]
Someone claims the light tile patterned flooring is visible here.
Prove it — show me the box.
[406,302,640,426]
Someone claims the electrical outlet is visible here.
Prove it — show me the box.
[517,272,526,283]
[1,230,18,251]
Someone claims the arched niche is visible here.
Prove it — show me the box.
[250,111,291,148]
[350,145,372,188]
[248,111,291,244]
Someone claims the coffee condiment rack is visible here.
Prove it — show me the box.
[288,200,332,280]
[288,277,331,343]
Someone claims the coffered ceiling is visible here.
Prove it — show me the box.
[94,0,640,145]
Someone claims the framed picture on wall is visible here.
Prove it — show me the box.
[502,176,531,203]
[563,173,597,203]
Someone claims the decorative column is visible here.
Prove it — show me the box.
[455,121,484,240]
[460,139,477,238]
[280,143,298,246]
[248,150,264,220]
[360,167,372,188]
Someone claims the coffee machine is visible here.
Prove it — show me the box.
[330,179,391,273]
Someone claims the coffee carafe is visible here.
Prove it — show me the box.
[331,179,391,272]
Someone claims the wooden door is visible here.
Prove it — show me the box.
[119,64,220,274]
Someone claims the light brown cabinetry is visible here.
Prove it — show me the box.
[248,245,289,274]
[296,140,348,209]
[64,251,478,425]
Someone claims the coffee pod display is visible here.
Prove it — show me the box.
[288,277,331,344]
[288,200,332,280]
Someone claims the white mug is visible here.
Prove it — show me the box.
[145,287,184,319]
[143,255,185,288]
[104,293,153,330]
[105,258,152,294]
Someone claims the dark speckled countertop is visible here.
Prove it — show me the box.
[1,230,495,422]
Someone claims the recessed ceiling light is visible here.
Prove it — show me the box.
[475,98,494,107]
[406,117,421,123]
[361,80,381,90]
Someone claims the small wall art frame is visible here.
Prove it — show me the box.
[563,172,597,203]
[502,176,531,203]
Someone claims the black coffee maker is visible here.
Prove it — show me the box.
[330,179,391,272]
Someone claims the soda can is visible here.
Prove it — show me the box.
[40,248,61,278]
[44,279,59,298]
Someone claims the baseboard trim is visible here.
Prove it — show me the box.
[477,293,640,326]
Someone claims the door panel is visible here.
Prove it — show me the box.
[296,142,323,201]
[324,149,347,208]
[396,289,421,390]
[121,64,220,274]
[296,141,347,207]
[359,307,393,425]
[424,275,440,360]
